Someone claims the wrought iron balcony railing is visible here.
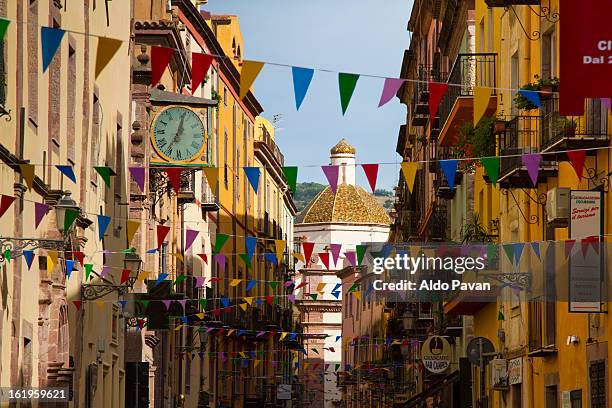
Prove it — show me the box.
[411,65,446,127]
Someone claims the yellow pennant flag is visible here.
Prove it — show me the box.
[400,162,418,193]
[203,167,219,191]
[95,300,105,310]
[227,329,236,337]
[174,324,183,331]
[171,252,184,262]
[127,220,140,246]
[196,313,205,319]
[19,164,35,191]
[316,282,327,294]
[239,352,247,359]
[239,60,264,99]
[280,332,288,340]
[239,303,247,311]
[47,251,58,271]
[304,363,309,370]
[230,279,242,287]
[353,290,361,301]
[254,360,261,368]
[138,271,149,282]
[95,37,123,78]
[275,239,286,264]
[474,86,492,125]
[244,297,254,306]
[292,252,305,263]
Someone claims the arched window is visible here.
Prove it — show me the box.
[57,305,69,367]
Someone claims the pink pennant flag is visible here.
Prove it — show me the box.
[129,167,146,193]
[602,98,611,110]
[184,229,199,252]
[565,239,576,258]
[34,202,50,229]
[101,266,111,279]
[215,253,226,271]
[321,165,339,194]
[329,243,342,266]
[195,276,205,287]
[178,299,187,310]
[162,300,172,310]
[288,294,296,303]
[345,251,357,267]
[361,164,379,192]
[522,154,541,187]
[378,78,404,107]
[319,253,331,270]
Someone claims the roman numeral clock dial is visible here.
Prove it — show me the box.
[151,106,206,163]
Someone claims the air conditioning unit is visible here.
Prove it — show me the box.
[546,187,570,225]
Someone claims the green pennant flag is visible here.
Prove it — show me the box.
[356,245,366,265]
[281,166,298,192]
[335,364,340,372]
[0,19,9,43]
[122,247,136,254]
[84,264,94,281]
[239,253,252,267]
[348,283,359,293]
[93,166,115,188]
[312,348,319,355]
[338,73,360,115]
[213,234,230,254]
[175,274,186,286]
[274,296,279,305]
[481,157,500,187]
[498,310,505,321]
[269,281,279,290]
[199,298,208,310]
[64,208,79,233]
[309,294,318,300]
[503,244,514,264]
[3,249,11,262]
[138,300,150,309]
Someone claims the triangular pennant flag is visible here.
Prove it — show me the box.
[239,253,252,267]
[513,243,525,265]
[246,280,257,291]
[199,299,208,310]
[129,167,146,193]
[348,283,359,293]
[361,164,379,192]
[72,251,85,267]
[319,253,330,270]
[214,234,229,254]
[33,202,49,229]
[329,243,342,266]
[215,254,226,271]
[338,73,360,115]
[93,166,114,188]
[197,253,208,264]
[162,300,172,310]
[522,154,541,187]
[269,281,279,290]
[275,240,286,264]
[440,159,459,190]
[195,276,205,288]
[72,300,82,311]
[518,89,541,108]
[244,297,254,306]
[282,167,298,192]
[230,279,242,287]
[565,239,576,259]
[55,165,76,183]
[151,46,174,86]
[292,252,304,263]
[429,82,449,123]
[85,264,94,281]
[498,310,505,321]
[23,250,34,270]
[531,242,541,260]
[95,36,123,78]
[240,60,265,99]
[400,162,418,193]
[41,27,65,72]
[243,167,260,193]
[503,244,514,264]
[165,168,183,193]
[157,225,170,248]
[292,66,314,110]
[345,251,357,267]
[19,164,35,191]
[97,214,111,241]
[309,294,318,300]
[184,229,198,252]
[245,236,257,261]
[356,245,366,266]
[191,52,214,94]
[302,242,315,265]
[64,208,79,233]
[322,165,339,194]
[473,86,492,124]
[316,282,327,294]
[481,157,500,187]
[0,195,16,218]
[567,150,586,181]
[203,167,218,191]
[0,18,9,42]
[121,268,131,284]
[127,220,140,246]
[239,303,248,311]
[47,251,58,269]
[378,77,404,108]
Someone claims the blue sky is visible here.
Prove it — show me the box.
[207,0,413,190]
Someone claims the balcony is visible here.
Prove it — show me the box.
[177,170,196,204]
[433,146,463,199]
[498,115,558,188]
[540,97,609,156]
[438,53,497,146]
[485,0,539,6]
[428,203,448,241]
[411,65,445,127]
[255,125,284,166]
[201,183,219,212]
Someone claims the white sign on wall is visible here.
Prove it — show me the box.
[508,358,522,385]
[277,384,291,400]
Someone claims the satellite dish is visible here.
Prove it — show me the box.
[466,337,495,365]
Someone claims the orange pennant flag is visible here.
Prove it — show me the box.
[275,239,286,264]
[230,279,242,287]
[19,164,35,191]
[400,162,418,193]
[239,60,264,99]
[239,303,247,311]
[203,167,219,191]
[95,37,123,78]
[127,220,140,246]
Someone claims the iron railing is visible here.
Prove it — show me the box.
[499,115,541,177]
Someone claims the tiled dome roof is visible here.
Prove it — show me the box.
[330,139,356,155]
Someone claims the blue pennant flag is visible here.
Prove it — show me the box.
[65,259,75,279]
[331,290,341,299]
[289,333,297,341]
[531,241,541,260]
[365,283,374,298]
[264,253,277,264]
[513,243,525,265]
[42,27,65,72]
[221,297,230,308]
[180,316,189,324]
[237,330,246,337]
[23,250,34,270]
[385,338,392,345]
[518,89,541,108]
[301,348,307,355]
[146,248,159,254]
[256,299,264,305]
[118,300,127,309]
[292,66,315,110]
[245,236,257,261]
[440,159,459,191]
[336,335,342,342]
[243,167,260,194]
[380,244,393,259]
[154,273,168,287]
[56,165,76,183]
[246,279,257,291]
[97,214,111,241]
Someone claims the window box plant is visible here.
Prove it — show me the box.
[514,75,560,110]
[563,118,577,137]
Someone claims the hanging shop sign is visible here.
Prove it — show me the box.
[508,358,522,385]
[490,358,508,390]
[421,336,451,374]
[276,384,291,400]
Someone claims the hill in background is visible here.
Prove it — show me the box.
[293,182,394,213]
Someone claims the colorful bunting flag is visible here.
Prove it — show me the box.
[191,52,214,94]
[184,229,198,252]
[157,225,170,248]
[215,253,226,271]
[73,251,85,267]
[329,243,342,266]
[121,269,131,284]
[275,240,286,264]
[203,167,218,191]
[0,195,16,218]
[64,208,79,233]
[513,243,525,265]
[440,159,459,190]
[239,253,252,267]
[34,202,50,229]
[473,86,492,124]
[55,165,76,183]
[93,166,114,188]
[129,167,146,193]
[531,242,541,260]
[518,89,541,108]
[72,300,82,311]
[522,154,541,187]
[302,242,315,265]
[282,166,298,192]
[65,260,75,279]
[0,18,9,42]
[400,162,418,193]
[41,27,65,72]
[243,167,260,193]
[319,253,330,270]
[95,37,123,78]
[19,164,35,191]
[197,253,208,264]
[322,165,339,194]
[23,250,34,270]
[245,236,257,261]
[378,77,404,107]
[84,264,93,281]
[481,157,500,186]
[567,150,586,181]
[361,164,379,192]
[429,82,449,123]
[151,46,174,86]
[240,60,264,99]
[345,251,357,267]
[214,234,229,254]
[97,214,111,241]
[292,66,314,110]
[356,245,366,266]
[503,244,514,264]
[338,73,360,115]
[565,239,576,258]
[246,279,257,291]
[165,168,183,193]
[127,220,140,246]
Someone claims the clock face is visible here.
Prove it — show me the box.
[151,106,206,163]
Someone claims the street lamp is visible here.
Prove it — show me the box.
[55,192,79,234]
[123,251,143,287]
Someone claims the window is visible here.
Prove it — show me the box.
[590,360,606,408]
[111,305,119,344]
[570,390,582,408]
[223,86,227,107]
[541,28,557,80]
[546,385,558,408]
[528,298,543,351]
[223,130,228,188]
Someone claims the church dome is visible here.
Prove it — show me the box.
[297,184,390,225]
[330,138,356,155]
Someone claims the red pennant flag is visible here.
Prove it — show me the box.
[319,253,330,270]
[72,251,85,266]
[191,53,214,94]
[165,168,183,193]
[582,236,600,257]
[121,268,131,284]
[361,164,379,192]
[197,253,208,264]
[269,330,276,339]
[266,296,274,306]
[564,239,576,259]
[151,46,174,87]
[567,150,586,181]
[302,242,315,265]
[157,225,171,248]
[294,281,307,290]
[72,300,82,311]
[0,195,16,218]
[429,82,449,123]
[213,308,221,317]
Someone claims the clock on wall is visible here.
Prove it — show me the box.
[150,106,207,165]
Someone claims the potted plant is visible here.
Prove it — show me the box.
[563,118,577,137]
[537,76,559,98]
[513,75,560,110]
[492,116,506,134]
